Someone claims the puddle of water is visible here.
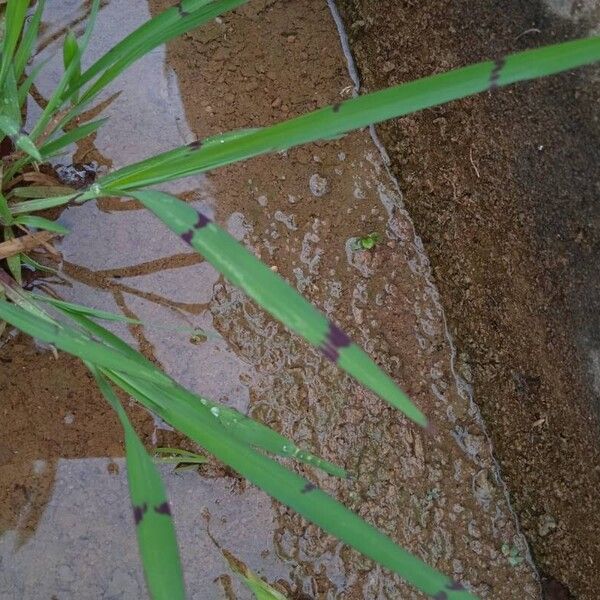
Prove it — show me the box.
[1,0,541,597]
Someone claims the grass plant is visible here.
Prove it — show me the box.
[1,1,599,598]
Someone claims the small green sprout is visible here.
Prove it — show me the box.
[354,232,381,250]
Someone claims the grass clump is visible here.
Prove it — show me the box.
[1,1,599,598]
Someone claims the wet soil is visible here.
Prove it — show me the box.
[336,0,600,598]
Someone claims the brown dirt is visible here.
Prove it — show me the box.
[337,0,600,598]
[0,338,126,538]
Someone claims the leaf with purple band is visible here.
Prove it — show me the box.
[130,189,428,428]
[90,366,185,600]
[97,37,600,191]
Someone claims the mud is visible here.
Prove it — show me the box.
[336,0,600,598]
[1,0,591,598]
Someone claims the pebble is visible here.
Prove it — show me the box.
[538,514,557,537]
[309,174,329,197]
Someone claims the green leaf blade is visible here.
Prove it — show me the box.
[14,215,70,234]
[62,30,81,103]
[29,0,101,142]
[71,0,248,102]
[0,115,42,161]
[0,0,30,88]
[106,370,474,599]
[3,227,22,284]
[40,118,107,158]
[13,0,46,80]
[0,192,13,224]
[98,37,600,192]
[9,193,78,215]
[0,301,172,387]
[221,550,288,600]
[131,190,427,427]
[91,368,185,600]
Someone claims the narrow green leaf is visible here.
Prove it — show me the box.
[0,301,173,387]
[6,255,21,286]
[9,185,74,199]
[98,37,600,191]
[20,254,58,275]
[31,293,148,324]
[53,308,160,368]
[214,404,347,478]
[0,115,42,161]
[131,190,427,427]
[0,191,12,224]
[154,447,207,471]
[40,118,107,158]
[29,0,100,142]
[154,447,206,463]
[31,293,206,336]
[13,0,45,80]
[63,30,81,103]
[6,254,22,285]
[0,0,29,88]
[17,58,49,107]
[89,366,185,600]
[220,549,288,600]
[9,192,77,215]
[63,30,79,71]
[2,65,21,124]
[13,215,70,234]
[68,0,248,104]
[14,132,42,161]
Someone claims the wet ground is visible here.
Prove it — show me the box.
[0,0,596,598]
[336,0,600,598]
